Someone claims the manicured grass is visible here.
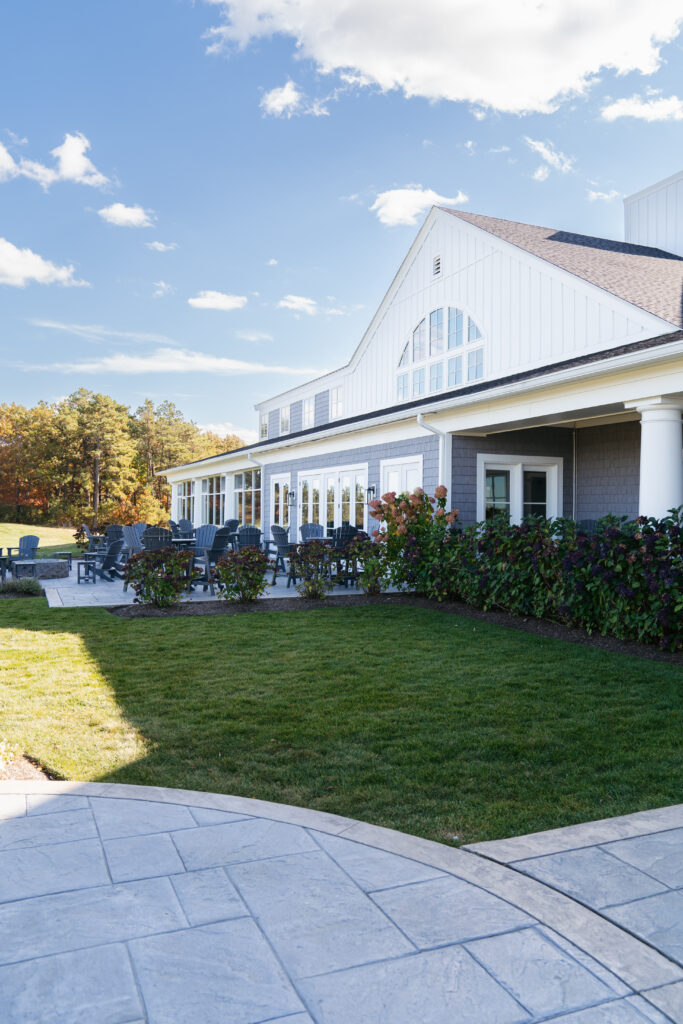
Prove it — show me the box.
[0,522,79,558]
[1,599,681,844]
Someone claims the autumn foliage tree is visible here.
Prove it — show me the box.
[0,391,244,528]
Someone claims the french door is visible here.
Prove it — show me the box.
[299,465,367,535]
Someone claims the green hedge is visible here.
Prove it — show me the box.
[370,489,683,650]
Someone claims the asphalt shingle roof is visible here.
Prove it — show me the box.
[441,209,683,329]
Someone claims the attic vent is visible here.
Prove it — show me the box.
[432,255,441,276]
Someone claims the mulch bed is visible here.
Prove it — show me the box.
[109,592,683,666]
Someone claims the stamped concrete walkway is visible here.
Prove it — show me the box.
[0,783,682,1024]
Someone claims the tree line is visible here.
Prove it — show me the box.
[0,390,243,528]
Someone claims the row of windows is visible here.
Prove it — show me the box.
[398,307,482,368]
[259,389,343,440]
[397,348,484,400]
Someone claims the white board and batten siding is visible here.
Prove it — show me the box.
[257,207,676,428]
[624,169,683,259]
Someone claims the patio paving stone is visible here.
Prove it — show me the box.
[604,828,683,888]
[514,846,667,909]
[1,783,683,1022]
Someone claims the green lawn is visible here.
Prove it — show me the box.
[1,599,681,845]
[0,522,79,558]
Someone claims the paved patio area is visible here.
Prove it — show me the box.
[0,783,682,1023]
[41,566,368,608]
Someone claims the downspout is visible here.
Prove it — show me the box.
[417,413,452,499]
[572,427,577,521]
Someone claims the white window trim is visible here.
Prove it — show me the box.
[476,453,563,525]
[302,397,314,429]
[270,473,291,530]
[330,386,343,421]
[280,405,290,435]
[380,454,423,495]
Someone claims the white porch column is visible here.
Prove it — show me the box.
[631,399,683,518]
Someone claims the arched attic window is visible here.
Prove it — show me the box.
[396,306,485,402]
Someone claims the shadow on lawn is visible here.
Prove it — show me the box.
[3,598,683,844]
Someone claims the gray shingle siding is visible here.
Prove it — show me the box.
[575,422,640,521]
[314,391,330,427]
[452,428,574,526]
[268,409,280,438]
[290,401,302,434]
[262,436,439,539]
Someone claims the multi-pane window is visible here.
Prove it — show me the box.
[448,308,464,349]
[233,469,261,528]
[523,471,547,518]
[330,386,343,419]
[299,476,321,526]
[280,405,290,434]
[412,319,426,361]
[429,309,444,355]
[177,481,194,523]
[396,306,483,400]
[447,355,462,387]
[467,348,484,381]
[259,415,268,440]
[303,397,314,429]
[429,362,443,392]
[272,477,290,528]
[485,470,510,521]
[201,476,225,526]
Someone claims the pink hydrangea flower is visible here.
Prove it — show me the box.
[434,485,447,500]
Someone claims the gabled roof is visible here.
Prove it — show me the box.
[441,209,683,329]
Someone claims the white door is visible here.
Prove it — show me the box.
[381,457,423,496]
[270,475,290,530]
[299,466,368,536]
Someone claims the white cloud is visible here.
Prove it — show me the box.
[29,319,177,345]
[50,132,109,187]
[464,140,476,154]
[235,329,274,341]
[203,0,683,115]
[587,188,621,202]
[532,165,550,182]
[0,238,88,288]
[98,203,154,227]
[199,421,258,444]
[153,280,173,298]
[277,294,318,315]
[32,346,325,377]
[524,137,575,177]
[490,145,510,154]
[146,240,178,252]
[370,186,467,226]
[260,80,304,117]
[266,257,278,265]
[188,290,248,311]
[601,92,683,121]
[0,132,109,191]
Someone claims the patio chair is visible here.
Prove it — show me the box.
[236,525,262,550]
[331,525,359,587]
[80,523,104,552]
[223,518,239,550]
[270,524,295,584]
[142,527,173,551]
[300,522,324,543]
[77,539,125,584]
[122,524,143,559]
[178,518,194,538]
[194,524,217,551]
[6,535,39,566]
[169,520,180,537]
[194,526,234,595]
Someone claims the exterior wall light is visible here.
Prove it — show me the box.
[286,490,297,508]
[366,485,377,502]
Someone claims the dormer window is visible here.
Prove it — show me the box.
[396,305,485,402]
[260,414,268,440]
[303,397,314,429]
[280,405,290,434]
[330,386,343,419]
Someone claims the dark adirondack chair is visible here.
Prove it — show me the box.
[236,526,261,550]
[223,518,239,549]
[331,525,359,587]
[77,539,125,583]
[81,523,104,552]
[195,527,234,595]
[270,524,294,584]
[7,535,39,566]
[104,524,124,543]
[178,518,194,538]
[169,520,180,537]
[300,522,324,543]
[194,524,217,551]
[122,525,143,558]
[142,527,173,551]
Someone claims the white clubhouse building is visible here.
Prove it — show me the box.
[164,170,683,538]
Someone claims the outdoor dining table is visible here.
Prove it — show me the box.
[171,537,195,547]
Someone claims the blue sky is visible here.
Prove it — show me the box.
[2,0,682,443]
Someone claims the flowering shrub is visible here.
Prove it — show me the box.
[289,540,333,599]
[123,548,195,607]
[368,485,458,592]
[214,547,270,602]
[347,537,387,595]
